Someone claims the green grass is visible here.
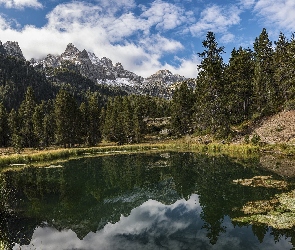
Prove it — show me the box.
[0,141,263,171]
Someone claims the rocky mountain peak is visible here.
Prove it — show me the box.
[146,69,185,83]
[26,42,188,98]
[100,57,113,68]
[2,41,25,60]
[61,43,80,59]
[155,69,173,76]
[78,49,90,60]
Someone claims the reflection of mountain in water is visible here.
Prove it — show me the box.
[1,152,295,249]
[14,196,292,250]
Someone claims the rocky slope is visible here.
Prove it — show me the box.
[0,41,25,60]
[250,110,295,144]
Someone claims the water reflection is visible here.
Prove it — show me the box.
[14,195,292,250]
[0,152,295,249]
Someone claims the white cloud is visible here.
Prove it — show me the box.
[163,55,200,78]
[0,15,11,29]
[13,195,204,250]
[220,33,235,43]
[254,0,295,31]
[0,1,198,78]
[190,5,241,41]
[13,194,293,250]
[139,34,183,54]
[0,0,42,9]
[239,0,256,9]
[141,0,192,31]
[104,13,148,42]
[94,0,136,15]
[45,2,102,30]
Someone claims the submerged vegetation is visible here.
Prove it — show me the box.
[234,189,295,230]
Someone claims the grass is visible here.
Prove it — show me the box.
[0,140,262,171]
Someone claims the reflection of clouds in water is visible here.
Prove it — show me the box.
[14,194,292,250]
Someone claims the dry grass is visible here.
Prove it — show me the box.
[0,140,262,171]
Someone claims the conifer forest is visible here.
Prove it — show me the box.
[1,28,295,149]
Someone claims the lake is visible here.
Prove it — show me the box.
[1,152,295,249]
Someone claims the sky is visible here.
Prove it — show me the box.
[0,0,294,78]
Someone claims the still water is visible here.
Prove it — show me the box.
[0,152,295,249]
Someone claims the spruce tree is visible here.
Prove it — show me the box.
[54,89,80,147]
[171,82,195,136]
[87,93,102,145]
[253,28,277,115]
[0,102,9,147]
[32,100,55,148]
[122,96,134,143]
[8,109,22,152]
[195,31,230,137]
[225,47,254,124]
[274,32,295,109]
[18,87,37,148]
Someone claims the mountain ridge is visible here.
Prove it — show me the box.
[1,41,188,98]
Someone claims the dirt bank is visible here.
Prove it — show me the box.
[250,110,295,144]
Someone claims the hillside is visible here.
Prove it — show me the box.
[249,110,295,145]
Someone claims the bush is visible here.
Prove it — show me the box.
[284,99,295,111]
[244,135,250,144]
[251,134,260,145]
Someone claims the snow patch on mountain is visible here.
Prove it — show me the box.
[1,41,189,98]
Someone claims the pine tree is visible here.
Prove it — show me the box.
[195,31,230,137]
[121,96,134,143]
[54,89,80,147]
[8,109,22,152]
[102,98,116,142]
[33,100,55,148]
[253,28,277,115]
[87,93,102,145]
[103,97,124,144]
[0,102,9,147]
[171,82,195,136]
[79,101,89,145]
[274,32,295,109]
[18,87,37,148]
[225,47,254,124]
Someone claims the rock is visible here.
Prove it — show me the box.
[2,41,25,60]
[23,42,188,98]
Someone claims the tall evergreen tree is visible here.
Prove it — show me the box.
[171,82,195,136]
[274,32,295,109]
[8,109,22,152]
[0,102,9,147]
[253,28,277,114]
[121,96,134,143]
[33,100,55,148]
[195,31,230,137]
[54,89,80,147]
[18,87,37,148]
[225,47,254,124]
[87,93,102,145]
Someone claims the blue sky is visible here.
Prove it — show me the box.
[0,0,294,78]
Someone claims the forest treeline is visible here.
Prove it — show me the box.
[1,28,295,149]
[172,28,295,138]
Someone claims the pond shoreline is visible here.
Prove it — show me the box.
[1,139,295,170]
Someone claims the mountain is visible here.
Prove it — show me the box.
[30,43,187,98]
[0,41,25,60]
[0,41,189,99]
[0,41,127,110]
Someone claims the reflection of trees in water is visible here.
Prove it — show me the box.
[168,153,294,245]
[0,152,295,248]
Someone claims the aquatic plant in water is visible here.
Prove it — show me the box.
[233,176,295,229]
